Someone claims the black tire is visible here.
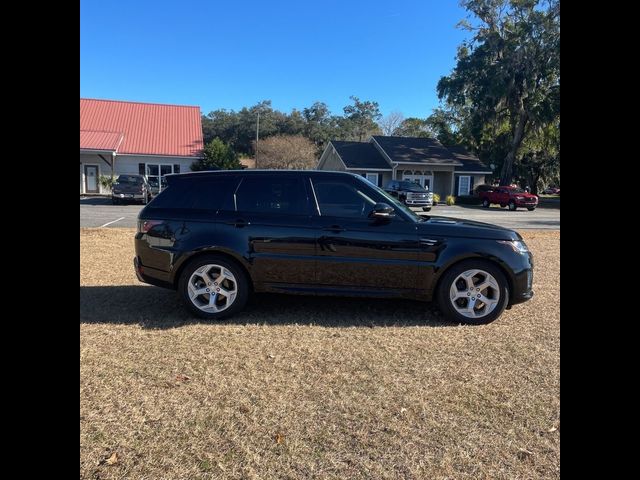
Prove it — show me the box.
[178,254,250,320]
[482,199,490,208]
[527,207,536,211]
[436,259,509,325]
[508,201,517,211]
[422,207,431,212]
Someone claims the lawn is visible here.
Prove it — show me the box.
[80,228,559,479]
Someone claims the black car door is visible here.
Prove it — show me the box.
[310,175,421,291]
[215,173,316,287]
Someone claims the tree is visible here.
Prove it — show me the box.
[302,101,341,153]
[437,0,560,185]
[342,96,382,141]
[253,135,317,170]
[191,138,242,170]
[516,120,559,194]
[425,108,464,146]
[202,109,240,146]
[378,111,405,136]
[394,117,432,138]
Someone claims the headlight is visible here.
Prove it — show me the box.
[498,240,529,253]
[514,196,523,200]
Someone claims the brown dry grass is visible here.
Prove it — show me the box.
[80,228,559,479]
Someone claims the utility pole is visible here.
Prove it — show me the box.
[255,110,260,168]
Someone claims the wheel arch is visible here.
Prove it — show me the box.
[432,255,516,306]
[171,248,254,292]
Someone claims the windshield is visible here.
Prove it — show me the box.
[398,181,427,192]
[510,187,526,193]
[355,177,424,222]
[116,175,143,185]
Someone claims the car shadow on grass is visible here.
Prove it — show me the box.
[80,285,457,329]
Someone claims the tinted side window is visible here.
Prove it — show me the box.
[234,176,308,215]
[312,180,376,218]
[148,177,236,210]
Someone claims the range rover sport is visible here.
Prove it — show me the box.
[134,170,533,324]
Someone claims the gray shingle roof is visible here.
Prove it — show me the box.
[371,136,461,166]
[332,141,390,169]
[447,146,493,173]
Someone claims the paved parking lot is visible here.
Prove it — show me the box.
[80,197,559,230]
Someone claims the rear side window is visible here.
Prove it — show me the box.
[148,177,237,210]
[234,176,308,215]
[117,175,143,185]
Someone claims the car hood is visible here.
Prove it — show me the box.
[417,216,521,240]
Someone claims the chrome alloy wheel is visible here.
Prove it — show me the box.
[187,264,238,313]
[449,269,501,319]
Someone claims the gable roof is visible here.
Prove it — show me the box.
[371,135,462,166]
[80,98,204,157]
[447,146,493,173]
[331,141,391,169]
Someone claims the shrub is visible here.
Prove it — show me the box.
[98,175,115,191]
[446,195,456,206]
[432,193,441,204]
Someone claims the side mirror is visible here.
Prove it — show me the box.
[369,202,395,220]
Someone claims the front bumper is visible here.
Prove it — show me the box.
[113,193,145,200]
[405,199,433,206]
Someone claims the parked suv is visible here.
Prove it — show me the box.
[478,186,538,211]
[112,174,151,205]
[384,180,433,211]
[134,171,533,325]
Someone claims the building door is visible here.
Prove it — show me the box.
[146,164,175,193]
[84,165,99,193]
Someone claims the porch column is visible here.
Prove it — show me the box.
[450,171,455,196]
[111,153,116,181]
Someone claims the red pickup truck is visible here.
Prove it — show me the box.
[478,186,538,211]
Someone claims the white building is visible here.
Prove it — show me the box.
[80,98,204,194]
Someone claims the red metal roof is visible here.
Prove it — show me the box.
[80,98,203,157]
[80,130,124,151]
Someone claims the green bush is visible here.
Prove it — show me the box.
[98,175,115,191]
[432,193,441,204]
[446,195,456,206]
[455,195,482,205]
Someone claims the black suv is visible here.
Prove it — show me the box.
[112,174,151,205]
[134,170,533,324]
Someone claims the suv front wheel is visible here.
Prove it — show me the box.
[178,255,250,320]
[436,260,509,325]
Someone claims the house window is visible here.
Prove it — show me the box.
[458,176,471,196]
[365,173,379,186]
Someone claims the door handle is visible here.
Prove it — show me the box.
[323,225,345,233]
[226,219,249,228]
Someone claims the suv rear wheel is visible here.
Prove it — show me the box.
[178,255,249,320]
[436,260,509,325]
